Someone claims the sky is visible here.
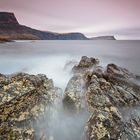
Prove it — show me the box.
[0,0,140,39]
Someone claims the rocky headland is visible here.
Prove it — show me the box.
[0,12,116,41]
[0,56,140,140]
[90,36,116,40]
[0,12,88,40]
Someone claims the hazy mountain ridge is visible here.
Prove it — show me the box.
[0,12,116,40]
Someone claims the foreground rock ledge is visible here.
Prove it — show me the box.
[0,56,140,140]
[63,56,140,140]
[0,73,60,139]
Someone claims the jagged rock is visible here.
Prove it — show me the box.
[63,74,85,113]
[72,56,99,73]
[69,56,140,139]
[0,73,60,139]
[106,63,135,79]
[86,74,140,108]
[0,56,140,140]
[86,107,140,140]
[85,72,140,139]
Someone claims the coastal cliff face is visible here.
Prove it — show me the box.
[0,12,88,40]
[0,12,38,40]
[0,12,19,26]
[0,12,116,41]
[0,56,140,140]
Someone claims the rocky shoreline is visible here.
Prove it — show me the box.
[0,12,116,41]
[0,56,140,140]
[0,38,12,43]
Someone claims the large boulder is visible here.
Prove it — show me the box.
[85,72,140,139]
[0,73,60,139]
[70,56,140,139]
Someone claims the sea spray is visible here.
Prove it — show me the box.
[25,55,89,139]
[34,92,89,140]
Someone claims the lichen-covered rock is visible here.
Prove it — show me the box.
[63,74,85,113]
[85,64,140,139]
[69,56,140,140]
[72,56,99,73]
[0,73,60,139]
[0,56,140,140]
[106,63,135,79]
[86,106,140,140]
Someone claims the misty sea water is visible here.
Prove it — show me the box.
[0,40,140,88]
[0,40,140,140]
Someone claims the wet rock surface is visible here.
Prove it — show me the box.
[63,74,85,113]
[71,58,140,140]
[0,73,60,139]
[0,56,140,140]
[67,56,140,140]
[72,56,99,73]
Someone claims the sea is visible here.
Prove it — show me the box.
[0,40,140,89]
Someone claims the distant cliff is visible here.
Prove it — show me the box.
[0,12,116,41]
[0,12,88,40]
[91,36,116,40]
